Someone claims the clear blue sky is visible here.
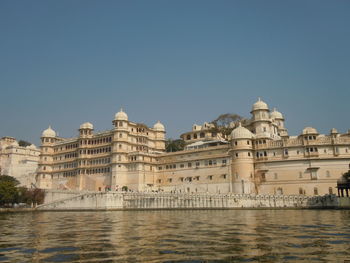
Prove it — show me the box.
[1,0,349,145]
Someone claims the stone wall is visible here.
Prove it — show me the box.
[37,190,344,210]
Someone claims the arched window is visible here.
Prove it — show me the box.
[299,188,303,195]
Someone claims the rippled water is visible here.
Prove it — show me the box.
[0,210,349,262]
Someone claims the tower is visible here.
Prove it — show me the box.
[37,126,57,189]
[270,108,288,138]
[229,123,256,194]
[251,98,272,139]
[111,109,130,190]
[153,121,166,150]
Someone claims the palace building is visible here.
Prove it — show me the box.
[37,100,350,196]
[0,136,40,187]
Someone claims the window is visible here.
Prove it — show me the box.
[186,135,191,140]
[222,174,227,179]
[284,149,288,155]
[311,171,317,180]
[247,141,250,145]
[277,187,283,195]
[235,153,238,157]
[180,164,184,168]
[314,187,318,196]
[200,132,205,138]
[274,173,278,180]
[299,172,303,178]
[188,162,192,168]
[299,188,304,195]
[208,175,213,180]
[195,162,200,167]
[326,171,330,177]
[248,152,251,157]
[234,141,238,146]
[222,159,227,165]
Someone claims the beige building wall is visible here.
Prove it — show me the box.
[0,137,40,187]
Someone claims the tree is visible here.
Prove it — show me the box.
[25,188,45,205]
[165,139,185,152]
[0,175,19,206]
[18,140,32,147]
[210,113,246,139]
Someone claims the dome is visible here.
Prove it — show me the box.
[231,123,254,139]
[330,128,338,134]
[42,126,56,137]
[153,121,165,132]
[302,127,318,135]
[27,144,37,150]
[270,108,284,119]
[114,108,128,121]
[79,122,94,130]
[252,98,269,112]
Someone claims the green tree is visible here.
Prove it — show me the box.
[210,113,246,139]
[18,140,32,147]
[0,175,19,206]
[165,139,185,152]
[26,188,45,205]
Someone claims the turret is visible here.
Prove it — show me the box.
[229,123,255,194]
[250,98,272,139]
[37,126,57,189]
[79,122,94,137]
[153,121,166,150]
[270,108,287,138]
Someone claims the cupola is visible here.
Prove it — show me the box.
[251,98,269,112]
[153,121,165,132]
[230,123,255,140]
[114,108,128,121]
[42,126,56,138]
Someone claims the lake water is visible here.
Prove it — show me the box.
[0,210,349,262]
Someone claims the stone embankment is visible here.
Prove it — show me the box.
[36,190,350,210]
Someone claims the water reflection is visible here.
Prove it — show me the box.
[0,210,349,262]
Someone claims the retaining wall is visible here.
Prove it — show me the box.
[37,191,344,210]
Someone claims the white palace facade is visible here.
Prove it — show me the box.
[37,99,350,196]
